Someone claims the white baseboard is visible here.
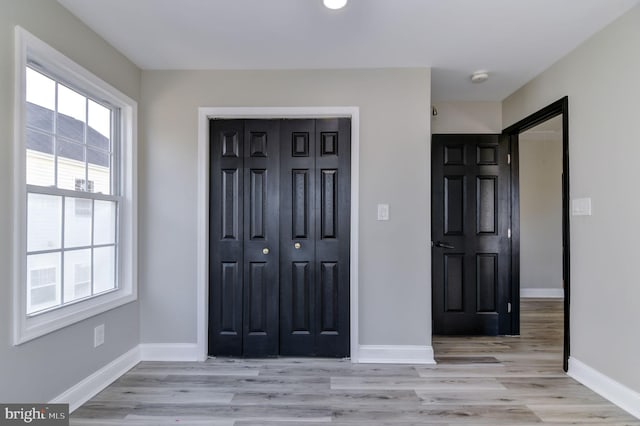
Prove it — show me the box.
[520,288,564,298]
[51,346,140,413]
[358,345,436,364]
[568,357,640,419]
[139,343,201,361]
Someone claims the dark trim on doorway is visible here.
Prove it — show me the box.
[503,96,570,371]
[507,133,520,336]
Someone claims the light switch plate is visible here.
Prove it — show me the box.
[377,204,389,221]
[571,198,592,216]
[94,324,105,347]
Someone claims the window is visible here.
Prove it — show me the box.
[25,66,118,315]
[13,27,137,344]
[75,179,95,193]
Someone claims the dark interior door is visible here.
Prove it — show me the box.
[279,119,351,357]
[209,118,350,357]
[209,119,280,356]
[432,134,511,335]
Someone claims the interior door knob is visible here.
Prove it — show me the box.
[294,242,301,249]
[262,248,270,255]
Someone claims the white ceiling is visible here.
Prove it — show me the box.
[57,0,639,101]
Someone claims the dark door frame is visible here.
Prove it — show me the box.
[503,96,570,371]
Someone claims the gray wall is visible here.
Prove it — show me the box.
[0,0,141,402]
[139,69,432,347]
[431,101,502,134]
[519,125,563,291]
[503,5,640,392]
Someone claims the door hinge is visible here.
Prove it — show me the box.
[508,228,512,239]
[507,154,511,164]
[508,302,512,313]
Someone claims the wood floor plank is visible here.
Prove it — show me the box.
[235,423,448,426]
[71,419,234,426]
[331,376,507,391]
[527,404,640,424]
[113,374,330,392]
[329,405,542,424]
[416,389,613,406]
[417,363,566,378]
[92,386,234,404]
[75,403,333,422]
[257,364,421,377]
[230,390,422,406]
[128,362,261,377]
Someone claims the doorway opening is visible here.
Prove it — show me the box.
[431,97,570,371]
[504,97,570,371]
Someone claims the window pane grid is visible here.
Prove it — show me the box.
[25,191,118,315]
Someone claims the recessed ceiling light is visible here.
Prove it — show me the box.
[471,70,489,83]
[324,0,348,10]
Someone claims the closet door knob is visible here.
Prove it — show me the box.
[294,242,301,249]
[262,248,270,255]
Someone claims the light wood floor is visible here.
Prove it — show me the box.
[71,299,639,425]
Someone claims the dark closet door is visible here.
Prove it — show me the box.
[313,118,351,356]
[242,120,280,356]
[431,134,511,335]
[210,118,350,358]
[209,119,244,356]
[278,119,317,355]
[209,120,280,356]
[279,119,351,357]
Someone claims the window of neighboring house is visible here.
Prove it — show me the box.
[28,267,58,312]
[14,27,137,344]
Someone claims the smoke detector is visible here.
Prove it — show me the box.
[471,70,489,83]
[324,0,348,10]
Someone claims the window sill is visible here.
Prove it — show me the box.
[13,288,136,345]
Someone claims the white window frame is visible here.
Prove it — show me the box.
[12,26,137,345]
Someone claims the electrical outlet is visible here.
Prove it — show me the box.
[94,324,105,347]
